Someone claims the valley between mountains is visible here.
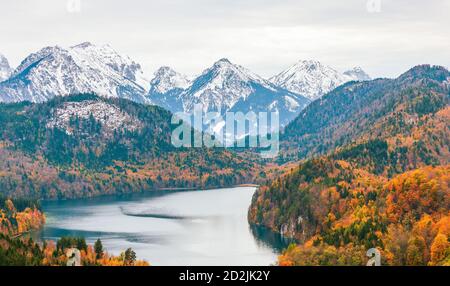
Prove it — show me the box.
[0,43,449,266]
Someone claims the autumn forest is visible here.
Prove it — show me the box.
[0,65,449,266]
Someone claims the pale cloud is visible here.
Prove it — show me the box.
[0,0,449,79]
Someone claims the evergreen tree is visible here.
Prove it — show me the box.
[94,238,104,260]
[124,248,136,266]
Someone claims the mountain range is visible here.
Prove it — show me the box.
[269,60,371,100]
[0,43,371,128]
[0,43,150,103]
[148,58,310,127]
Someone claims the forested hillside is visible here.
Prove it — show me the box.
[0,94,259,199]
[279,65,449,165]
[249,65,450,265]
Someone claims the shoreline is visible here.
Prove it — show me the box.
[40,184,260,203]
[157,184,259,191]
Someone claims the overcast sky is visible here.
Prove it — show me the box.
[1,0,449,79]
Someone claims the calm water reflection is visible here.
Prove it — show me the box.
[40,187,292,265]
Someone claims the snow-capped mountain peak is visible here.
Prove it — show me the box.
[72,41,93,49]
[150,66,190,94]
[0,43,150,103]
[269,60,371,100]
[180,58,279,112]
[269,60,345,101]
[0,53,12,82]
[343,67,371,81]
[146,66,191,112]
[172,58,310,131]
[214,57,232,66]
[208,58,272,88]
[70,42,150,90]
[292,60,323,72]
[11,46,66,77]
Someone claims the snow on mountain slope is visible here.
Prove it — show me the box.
[46,100,142,136]
[179,58,269,112]
[147,66,191,111]
[71,42,150,91]
[343,67,371,81]
[179,58,309,122]
[0,42,150,103]
[0,54,12,82]
[150,66,190,94]
[146,58,310,141]
[270,60,371,101]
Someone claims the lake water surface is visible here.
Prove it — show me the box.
[40,187,292,265]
